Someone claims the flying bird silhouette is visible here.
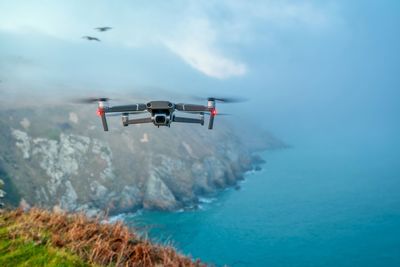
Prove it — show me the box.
[82,36,101,41]
[94,27,112,32]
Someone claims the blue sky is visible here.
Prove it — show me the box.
[0,1,399,144]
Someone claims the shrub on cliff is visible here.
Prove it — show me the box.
[0,208,204,267]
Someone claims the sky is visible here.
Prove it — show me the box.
[0,0,399,146]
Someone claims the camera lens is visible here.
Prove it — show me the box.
[155,115,166,124]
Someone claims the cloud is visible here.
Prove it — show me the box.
[165,39,247,79]
[0,1,336,79]
[163,18,247,79]
[159,1,334,79]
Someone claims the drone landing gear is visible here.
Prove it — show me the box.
[173,116,204,125]
[122,117,152,126]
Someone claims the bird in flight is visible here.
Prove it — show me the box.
[82,36,101,41]
[94,27,112,32]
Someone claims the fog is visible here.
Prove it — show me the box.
[1,0,399,150]
[2,3,400,265]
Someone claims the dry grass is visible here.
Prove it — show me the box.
[0,208,205,267]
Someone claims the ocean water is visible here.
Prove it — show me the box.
[124,135,400,266]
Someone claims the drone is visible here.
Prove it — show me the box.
[76,97,243,131]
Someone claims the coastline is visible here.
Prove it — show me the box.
[108,151,268,223]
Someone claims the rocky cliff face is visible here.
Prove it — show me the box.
[0,105,284,215]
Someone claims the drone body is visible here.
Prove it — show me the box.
[94,98,220,131]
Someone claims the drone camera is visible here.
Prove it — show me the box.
[155,115,166,124]
[153,114,170,126]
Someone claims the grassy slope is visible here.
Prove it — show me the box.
[0,227,91,267]
[0,208,203,267]
[0,238,90,267]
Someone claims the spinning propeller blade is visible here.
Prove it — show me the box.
[71,97,110,104]
[192,96,247,103]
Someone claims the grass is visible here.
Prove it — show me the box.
[0,231,90,267]
[0,208,204,267]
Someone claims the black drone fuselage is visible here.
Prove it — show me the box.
[146,101,175,127]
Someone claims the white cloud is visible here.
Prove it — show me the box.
[163,18,247,79]
[165,39,247,79]
[159,1,333,79]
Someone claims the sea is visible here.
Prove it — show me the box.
[121,130,400,267]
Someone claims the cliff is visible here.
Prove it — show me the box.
[0,104,284,215]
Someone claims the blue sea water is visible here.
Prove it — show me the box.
[124,133,400,267]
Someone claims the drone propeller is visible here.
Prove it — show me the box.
[71,97,110,104]
[181,111,230,116]
[193,96,247,103]
[204,112,230,116]
[70,97,111,131]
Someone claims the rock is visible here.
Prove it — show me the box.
[143,171,177,210]
[19,198,30,211]
[60,180,78,211]
[117,186,142,212]
[12,129,30,159]
[140,133,149,143]
[69,112,79,124]
[20,118,30,129]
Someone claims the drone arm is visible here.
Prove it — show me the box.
[106,104,147,113]
[175,103,209,112]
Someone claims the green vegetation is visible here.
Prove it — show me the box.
[0,208,203,267]
[0,237,90,267]
[0,214,91,267]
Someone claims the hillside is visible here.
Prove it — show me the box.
[0,208,204,267]
[0,104,284,215]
